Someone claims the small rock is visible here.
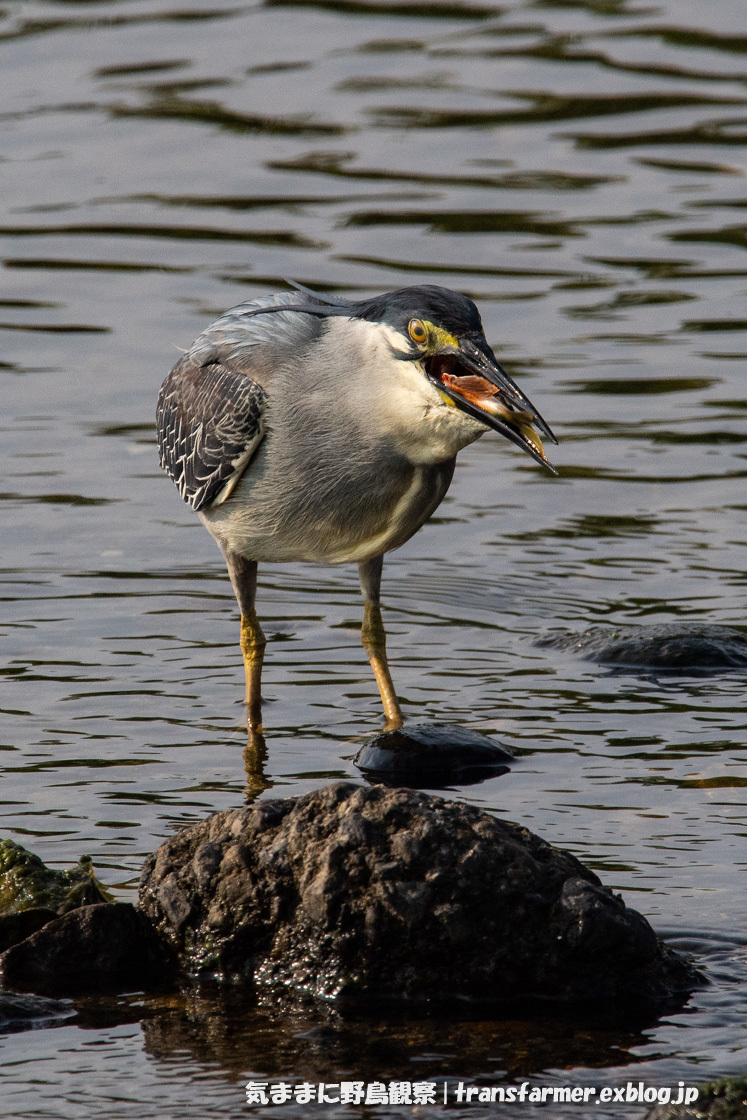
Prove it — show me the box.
[0,903,176,996]
[355,722,513,787]
[537,624,747,672]
[139,782,701,1014]
[0,990,74,1033]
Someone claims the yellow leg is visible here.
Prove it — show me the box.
[224,553,271,793]
[361,600,403,731]
[240,609,266,733]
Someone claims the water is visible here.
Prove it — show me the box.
[1,0,746,1113]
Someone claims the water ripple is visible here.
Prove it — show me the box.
[1,0,746,1109]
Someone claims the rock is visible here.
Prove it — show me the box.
[0,839,112,915]
[0,990,74,1033]
[139,783,701,1013]
[354,721,513,787]
[537,624,747,673]
[0,908,58,953]
[646,1077,747,1119]
[0,903,176,996]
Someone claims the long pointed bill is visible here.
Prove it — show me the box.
[424,339,558,474]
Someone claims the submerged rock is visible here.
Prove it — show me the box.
[0,990,73,1033]
[0,839,112,915]
[355,721,512,787]
[0,903,176,996]
[537,624,747,672]
[139,783,700,1013]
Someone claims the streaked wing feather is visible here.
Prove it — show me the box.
[156,357,266,512]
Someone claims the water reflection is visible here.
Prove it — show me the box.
[244,730,271,801]
[137,984,652,1081]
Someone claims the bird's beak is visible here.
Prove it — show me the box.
[424,338,558,473]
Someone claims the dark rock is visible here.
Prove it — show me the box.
[0,990,74,1033]
[0,903,176,996]
[355,722,512,787]
[646,1077,747,1119]
[0,908,58,953]
[139,783,701,1013]
[537,624,747,673]
[0,839,113,915]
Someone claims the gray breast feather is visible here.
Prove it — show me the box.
[156,356,266,512]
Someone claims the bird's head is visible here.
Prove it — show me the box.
[244,282,557,472]
[351,285,557,472]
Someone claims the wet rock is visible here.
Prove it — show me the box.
[0,903,176,996]
[646,1077,747,1120]
[139,783,700,1013]
[537,624,747,672]
[354,721,513,787]
[0,990,74,1033]
[0,839,112,915]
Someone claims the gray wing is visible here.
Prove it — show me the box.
[156,356,267,512]
[157,294,326,511]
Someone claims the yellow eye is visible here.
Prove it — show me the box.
[408,319,427,346]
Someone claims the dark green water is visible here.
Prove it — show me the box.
[0,0,745,1114]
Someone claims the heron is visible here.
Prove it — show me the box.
[156,283,556,739]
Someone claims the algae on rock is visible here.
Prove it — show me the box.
[0,840,112,915]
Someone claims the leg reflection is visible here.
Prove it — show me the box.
[243,728,270,803]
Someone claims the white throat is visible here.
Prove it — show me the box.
[357,320,488,465]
